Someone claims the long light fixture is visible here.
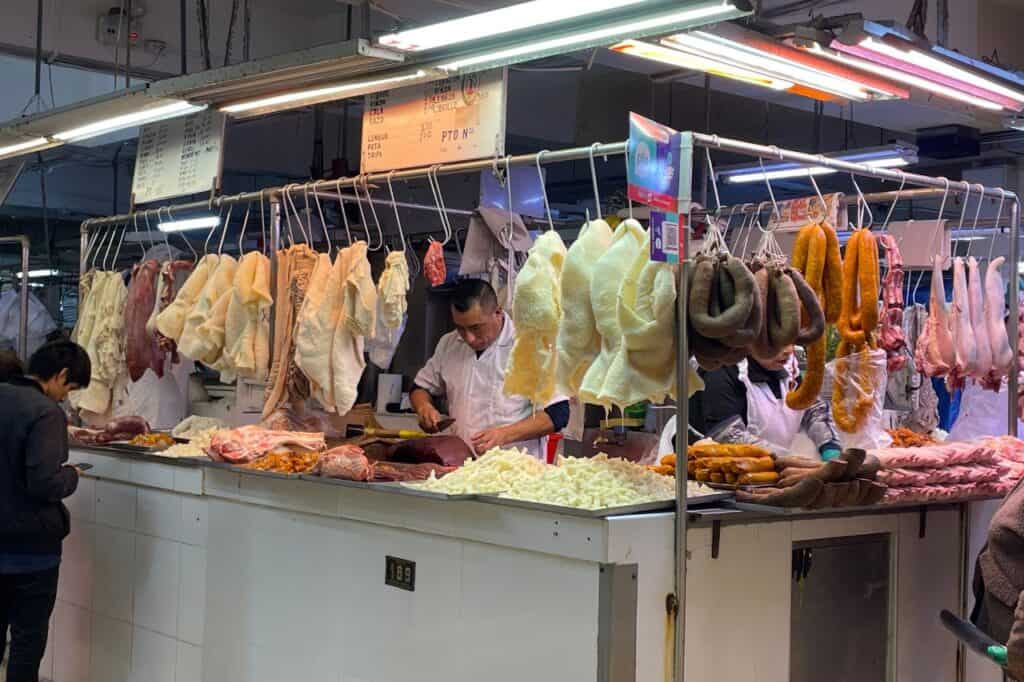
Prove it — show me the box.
[219,70,429,116]
[379,0,658,52]
[613,28,906,102]
[808,43,1007,112]
[158,215,221,233]
[0,137,53,161]
[15,269,60,279]
[720,145,917,184]
[436,2,744,73]
[53,101,205,143]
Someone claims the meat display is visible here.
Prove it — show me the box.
[371,461,457,482]
[423,240,446,286]
[388,436,474,467]
[178,255,238,365]
[70,416,152,445]
[916,255,955,378]
[147,260,194,364]
[870,442,997,469]
[125,259,162,381]
[317,445,373,481]
[947,257,977,390]
[221,251,272,382]
[966,257,993,383]
[877,235,906,372]
[504,231,567,407]
[263,245,318,418]
[377,250,409,329]
[985,257,1014,388]
[70,271,128,416]
[882,482,1009,504]
[208,425,326,464]
[156,254,217,342]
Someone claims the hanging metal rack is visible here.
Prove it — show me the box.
[77,134,1020,682]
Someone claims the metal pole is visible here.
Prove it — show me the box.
[180,0,187,74]
[1009,197,1020,433]
[34,0,42,99]
[673,133,693,682]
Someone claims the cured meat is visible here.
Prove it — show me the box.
[180,255,238,365]
[378,250,409,329]
[318,445,373,481]
[602,230,677,405]
[208,425,325,464]
[125,259,162,381]
[948,257,977,389]
[556,219,614,395]
[156,254,218,342]
[221,251,272,382]
[371,461,456,482]
[504,231,567,406]
[263,245,318,418]
[579,219,646,407]
[388,436,474,467]
[70,271,128,416]
[147,260,193,364]
[877,235,906,372]
[294,252,341,408]
[330,242,376,415]
[71,269,96,344]
[985,257,1014,388]
[870,442,997,469]
[423,240,446,286]
[881,482,1007,504]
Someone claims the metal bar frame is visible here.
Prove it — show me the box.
[75,133,1021,682]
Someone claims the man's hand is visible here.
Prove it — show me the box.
[471,427,508,455]
[1009,643,1024,682]
[416,404,444,433]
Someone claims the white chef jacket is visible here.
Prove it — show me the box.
[414,312,564,458]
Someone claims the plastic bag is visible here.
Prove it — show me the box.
[950,377,1024,441]
[367,308,406,371]
[825,348,892,450]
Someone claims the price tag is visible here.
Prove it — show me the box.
[650,211,683,263]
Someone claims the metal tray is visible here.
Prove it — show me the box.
[475,491,734,518]
[76,443,204,467]
[379,482,483,501]
[297,474,377,490]
[203,460,307,480]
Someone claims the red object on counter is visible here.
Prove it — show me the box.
[546,433,563,464]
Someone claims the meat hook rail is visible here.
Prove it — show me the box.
[76,132,1021,682]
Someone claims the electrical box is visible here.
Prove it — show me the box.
[96,8,140,48]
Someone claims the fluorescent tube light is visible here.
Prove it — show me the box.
[53,101,205,143]
[219,70,429,115]
[15,269,60,279]
[0,137,53,160]
[723,150,914,184]
[857,37,1024,107]
[810,43,1006,112]
[158,216,221,233]
[379,0,656,52]
[437,2,743,73]
[613,40,793,90]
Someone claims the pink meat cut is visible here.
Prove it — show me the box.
[318,445,373,481]
[388,436,473,467]
[985,257,1014,387]
[947,257,977,390]
[917,255,955,377]
[126,260,162,381]
[877,235,906,371]
[967,257,993,382]
[208,425,326,463]
[155,260,194,362]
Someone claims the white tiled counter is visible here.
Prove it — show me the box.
[44,447,997,682]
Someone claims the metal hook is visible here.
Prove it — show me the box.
[436,166,454,246]
[217,203,233,255]
[102,221,119,271]
[588,142,602,221]
[536,150,555,232]
[132,212,146,258]
[259,190,268,254]
[759,158,780,223]
[849,174,873,229]
[303,185,315,245]
[966,182,986,262]
[238,201,252,254]
[203,204,221,254]
[351,176,369,243]
[807,172,828,224]
[705,148,721,217]
[334,178,352,246]
[310,184,332,254]
[882,172,906,234]
[387,171,406,251]
[988,188,1007,263]
[362,175,385,251]
[286,185,310,245]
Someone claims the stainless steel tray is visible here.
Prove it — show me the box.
[382,482,483,501]
[475,491,733,518]
[76,443,204,467]
[203,460,306,480]
[297,474,376,490]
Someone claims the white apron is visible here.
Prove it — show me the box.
[737,359,804,452]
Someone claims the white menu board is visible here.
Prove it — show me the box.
[131,109,226,204]
[361,69,506,173]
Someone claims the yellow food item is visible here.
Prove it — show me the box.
[130,432,175,449]
[660,453,677,467]
[688,443,773,459]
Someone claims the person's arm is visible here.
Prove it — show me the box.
[411,342,448,432]
[410,387,443,432]
[24,410,78,502]
[470,409,558,455]
[800,397,842,460]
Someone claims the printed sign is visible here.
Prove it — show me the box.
[361,69,506,173]
[650,211,683,264]
[767,192,844,232]
[132,109,226,204]
[627,113,680,212]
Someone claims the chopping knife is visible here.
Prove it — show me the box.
[346,418,455,440]
[940,610,1008,667]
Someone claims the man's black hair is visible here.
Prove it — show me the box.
[28,340,91,387]
[451,278,498,313]
[0,350,24,383]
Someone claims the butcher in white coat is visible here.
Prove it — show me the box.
[411,279,569,458]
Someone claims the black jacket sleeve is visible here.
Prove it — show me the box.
[543,400,570,432]
[24,409,78,502]
[699,366,747,435]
